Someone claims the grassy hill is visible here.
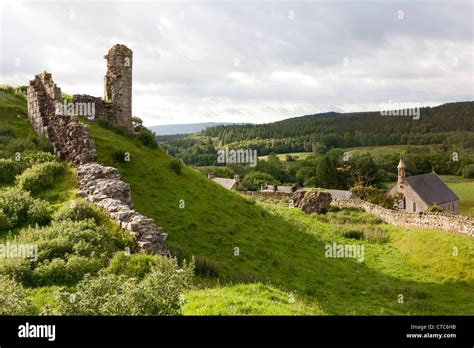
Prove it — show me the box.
[1,86,473,315]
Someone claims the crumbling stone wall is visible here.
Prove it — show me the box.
[332,199,474,237]
[104,44,133,132]
[27,72,97,165]
[71,94,114,121]
[27,72,167,256]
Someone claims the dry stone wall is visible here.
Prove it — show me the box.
[27,72,167,256]
[332,199,474,237]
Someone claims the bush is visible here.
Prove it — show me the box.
[350,184,398,209]
[0,220,133,286]
[105,252,159,279]
[427,204,443,213]
[0,158,23,183]
[56,257,194,315]
[169,159,183,175]
[462,164,474,179]
[16,161,64,193]
[0,187,52,230]
[194,255,219,277]
[21,150,59,167]
[112,150,130,163]
[53,200,102,224]
[32,256,103,286]
[337,228,364,240]
[241,171,278,191]
[363,226,388,244]
[0,275,32,315]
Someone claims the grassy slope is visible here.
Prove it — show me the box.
[86,121,474,315]
[2,90,473,315]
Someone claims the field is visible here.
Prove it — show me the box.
[442,176,474,217]
[1,88,474,315]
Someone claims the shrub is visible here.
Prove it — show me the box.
[53,200,102,224]
[0,275,32,315]
[350,184,397,209]
[363,226,388,244]
[169,159,183,175]
[427,204,443,213]
[56,257,194,315]
[0,220,133,286]
[105,252,159,279]
[0,187,52,230]
[194,255,219,277]
[112,150,130,163]
[21,150,59,167]
[241,171,278,191]
[462,164,474,179]
[0,158,23,183]
[16,161,64,193]
[32,256,103,286]
[337,228,364,240]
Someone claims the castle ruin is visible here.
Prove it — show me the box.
[104,44,133,132]
[26,45,167,256]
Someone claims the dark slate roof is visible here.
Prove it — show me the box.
[406,172,459,205]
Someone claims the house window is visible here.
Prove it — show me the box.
[413,202,416,212]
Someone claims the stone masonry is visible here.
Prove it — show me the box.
[27,72,97,165]
[27,71,167,256]
[332,199,474,237]
[104,44,133,132]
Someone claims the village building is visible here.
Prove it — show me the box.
[388,159,459,214]
[208,173,242,190]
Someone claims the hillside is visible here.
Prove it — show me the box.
[1,87,473,315]
[149,122,238,136]
[199,102,474,155]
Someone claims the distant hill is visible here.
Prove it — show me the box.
[148,122,239,136]
[200,101,474,155]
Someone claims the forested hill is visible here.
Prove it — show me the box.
[201,101,474,152]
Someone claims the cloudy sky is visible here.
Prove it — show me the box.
[1,0,472,126]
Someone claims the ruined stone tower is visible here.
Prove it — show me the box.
[104,44,133,132]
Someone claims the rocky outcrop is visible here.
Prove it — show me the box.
[292,190,332,214]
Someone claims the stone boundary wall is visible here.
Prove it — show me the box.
[241,191,293,200]
[332,199,474,237]
[27,72,167,255]
[242,190,474,237]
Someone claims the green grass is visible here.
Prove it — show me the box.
[2,88,473,315]
[183,283,323,315]
[84,120,474,315]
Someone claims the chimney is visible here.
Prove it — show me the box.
[397,158,407,184]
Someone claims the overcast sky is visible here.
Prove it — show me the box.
[1,0,473,126]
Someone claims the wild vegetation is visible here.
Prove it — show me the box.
[0,86,473,316]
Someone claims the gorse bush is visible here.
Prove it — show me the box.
[16,161,64,194]
[0,187,52,230]
[56,257,194,315]
[0,275,32,315]
[53,200,102,224]
[0,158,23,183]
